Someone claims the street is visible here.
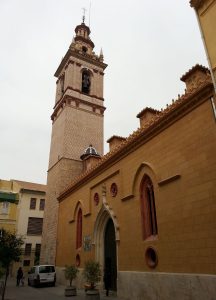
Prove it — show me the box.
[4,277,122,300]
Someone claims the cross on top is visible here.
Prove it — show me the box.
[82,7,86,23]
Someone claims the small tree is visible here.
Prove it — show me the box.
[0,264,4,280]
[64,265,79,287]
[83,260,101,290]
[0,228,24,300]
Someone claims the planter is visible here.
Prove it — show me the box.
[64,286,77,297]
[85,289,100,300]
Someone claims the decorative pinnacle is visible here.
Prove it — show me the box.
[82,7,86,23]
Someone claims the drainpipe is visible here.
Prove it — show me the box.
[193,8,216,119]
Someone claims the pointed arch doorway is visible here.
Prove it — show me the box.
[104,218,117,291]
[93,206,119,292]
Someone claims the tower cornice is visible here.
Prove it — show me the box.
[54,48,107,78]
[51,92,106,122]
[54,85,104,109]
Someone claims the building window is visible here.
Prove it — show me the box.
[39,199,45,210]
[35,243,41,265]
[30,198,36,210]
[23,260,30,266]
[2,202,9,214]
[24,243,32,256]
[76,208,82,249]
[81,70,91,94]
[35,243,41,255]
[140,175,158,240]
[27,217,43,235]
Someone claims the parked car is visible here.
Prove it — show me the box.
[28,265,56,287]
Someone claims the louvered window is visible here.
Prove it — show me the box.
[27,217,43,235]
[30,198,36,209]
[24,243,32,255]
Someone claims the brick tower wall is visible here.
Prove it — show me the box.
[40,157,83,264]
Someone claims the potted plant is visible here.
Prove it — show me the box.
[83,260,101,300]
[64,265,79,297]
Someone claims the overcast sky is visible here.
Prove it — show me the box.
[0,0,207,184]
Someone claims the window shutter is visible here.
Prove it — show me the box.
[27,217,43,235]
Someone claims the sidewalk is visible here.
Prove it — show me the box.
[4,277,122,300]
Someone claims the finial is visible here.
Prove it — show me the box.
[99,48,104,62]
[82,7,86,23]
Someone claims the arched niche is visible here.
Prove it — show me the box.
[71,200,87,223]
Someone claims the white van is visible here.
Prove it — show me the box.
[28,265,56,287]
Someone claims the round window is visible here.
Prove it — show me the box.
[145,247,158,268]
[94,193,99,206]
[110,183,118,197]
[76,254,81,267]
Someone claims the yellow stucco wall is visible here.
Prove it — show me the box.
[195,0,216,80]
[56,91,216,275]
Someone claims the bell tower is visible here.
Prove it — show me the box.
[41,19,107,264]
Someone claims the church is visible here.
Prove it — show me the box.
[41,2,216,299]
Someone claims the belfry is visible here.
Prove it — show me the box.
[41,18,107,264]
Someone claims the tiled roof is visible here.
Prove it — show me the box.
[12,180,47,193]
[58,66,213,201]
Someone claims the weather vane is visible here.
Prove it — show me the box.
[82,7,86,23]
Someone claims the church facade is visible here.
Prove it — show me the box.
[42,3,216,299]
